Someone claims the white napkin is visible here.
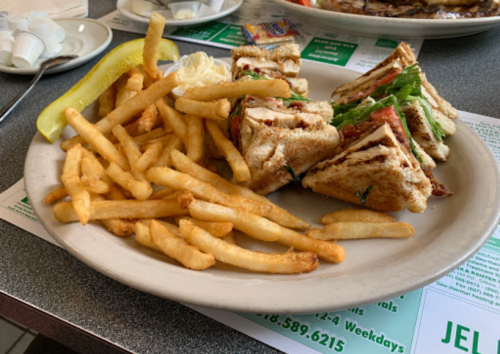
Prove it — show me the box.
[2,0,89,19]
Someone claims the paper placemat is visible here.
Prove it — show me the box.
[98,0,423,73]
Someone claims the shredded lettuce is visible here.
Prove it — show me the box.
[282,92,311,105]
[241,70,268,80]
[332,63,445,142]
[332,95,422,162]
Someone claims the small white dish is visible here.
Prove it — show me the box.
[164,56,231,98]
[168,1,201,20]
[117,0,242,27]
[0,18,112,75]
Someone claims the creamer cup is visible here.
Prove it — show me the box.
[28,19,61,57]
[0,11,9,30]
[168,1,201,20]
[8,15,28,32]
[0,29,14,65]
[28,11,65,42]
[12,31,45,68]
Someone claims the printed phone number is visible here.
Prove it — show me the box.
[255,314,345,352]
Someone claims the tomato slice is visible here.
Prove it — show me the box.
[369,105,409,148]
[347,69,401,103]
[230,114,241,147]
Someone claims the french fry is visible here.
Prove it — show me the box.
[149,187,175,200]
[135,220,162,251]
[133,127,167,146]
[175,216,233,237]
[136,103,158,133]
[179,220,318,274]
[98,81,117,118]
[126,66,144,92]
[106,162,152,200]
[112,125,141,164]
[321,209,396,224]
[170,150,310,229]
[205,120,251,182]
[61,144,91,225]
[81,148,115,186]
[278,227,346,263]
[135,219,181,250]
[61,73,180,151]
[81,175,110,194]
[156,98,188,144]
[143,12,166,80]
[183,79,291,101]
[307,222,415,240]
[147,167,271,216]
[102,218,135,237]
[150,220,215,270]
[65,108,130,171]
[45,186,68,205]
[90,193,134,237]
[186,115,204,163]
[221,231,235,244]
[115,74,137,107]
[133,141,163,173]
[153,135,183,168]
[53,199,188,222]
[184,197,281,242]
[175,98,230,120]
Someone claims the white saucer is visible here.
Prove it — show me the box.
[117,0,243,27]
[0,18,112,75]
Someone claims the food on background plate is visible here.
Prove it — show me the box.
[302,42,456,213]
[228,44,340,195]
[288,0,500,19]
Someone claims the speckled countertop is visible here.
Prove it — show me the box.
[1,1,500,353]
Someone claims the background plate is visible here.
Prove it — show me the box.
[274,0,500,39]
[117,0,243,27]
[0,18,112,75]
[24,60,500,314]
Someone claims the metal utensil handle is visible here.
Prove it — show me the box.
[0,66,48,124]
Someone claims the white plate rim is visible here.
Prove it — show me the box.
[0,18,112,75]
[273,0,500,38]
[116,0,244,26]
[276,0,500,25]
[24,61,500,314]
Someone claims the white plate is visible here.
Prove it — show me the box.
[274,0,500,39]
[117,0,243,26]
[24,61,500,313]
[0,18,112,75]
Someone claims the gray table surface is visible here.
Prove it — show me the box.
[1,0,500,353]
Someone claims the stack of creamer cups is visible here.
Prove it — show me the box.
[0,11,66,68]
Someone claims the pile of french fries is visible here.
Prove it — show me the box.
[45,13,414,275]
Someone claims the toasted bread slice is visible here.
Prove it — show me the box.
[402,101,450,161]
[239,104,339,195]
[303,124,432,213]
